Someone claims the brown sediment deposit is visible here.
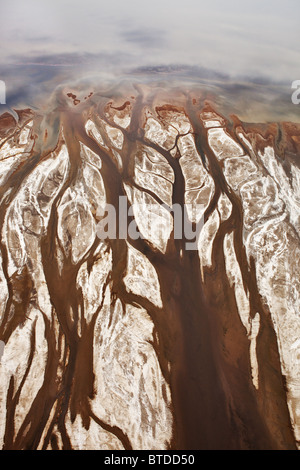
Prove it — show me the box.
[0,87,299,450]
[67,93,81,106]
[0,113,17,138]
[110,101,131,111]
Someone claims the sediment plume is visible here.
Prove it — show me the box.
[0,86,299,450]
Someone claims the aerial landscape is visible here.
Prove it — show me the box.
[0,0,299,451]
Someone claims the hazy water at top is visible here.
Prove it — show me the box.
[0,0,299,121]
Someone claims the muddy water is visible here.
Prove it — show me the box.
[0,87,298,449]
